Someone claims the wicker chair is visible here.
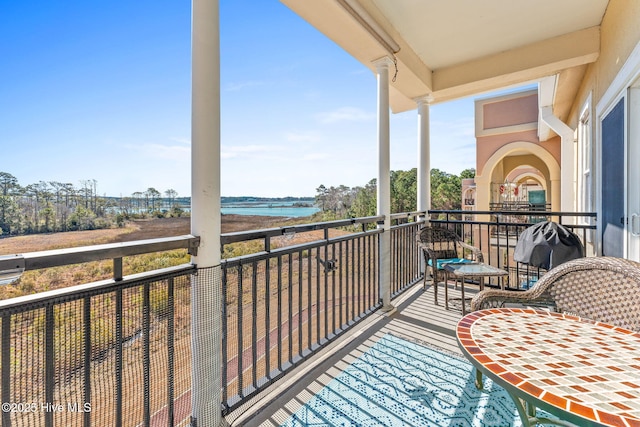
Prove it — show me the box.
[416,226,483,289]
[471,256,640,332]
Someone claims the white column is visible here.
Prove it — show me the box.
[416,96,433,218]
[373,56,394,312]
[191,0,222,425]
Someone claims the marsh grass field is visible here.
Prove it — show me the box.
[0,215,295,253]
[0,215,325,300]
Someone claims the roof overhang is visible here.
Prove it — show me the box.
[280,0,607,114]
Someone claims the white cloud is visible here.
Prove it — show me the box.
[233,144,282,153]
[301,152,330,161]
[125,142,190,161]
[221,144,285,159]
[284,131,321,142]
[350,68,370,76]
[224,80,267,92]
[316,107,375,124]
[170,137,191,145]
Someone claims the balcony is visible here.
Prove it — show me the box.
[229,279,469,426]
[0,210,595,426]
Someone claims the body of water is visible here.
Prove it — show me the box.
[221,206,319,217]
[110,200,319,218]
[221,200,319,217]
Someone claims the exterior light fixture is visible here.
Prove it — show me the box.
[0,254,25,285]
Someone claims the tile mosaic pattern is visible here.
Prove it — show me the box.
[282,334,553,426]
[457,308,640,427]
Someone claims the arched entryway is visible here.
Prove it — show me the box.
[475,141,561,214]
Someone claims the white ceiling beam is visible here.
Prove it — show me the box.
[431,26,600,102]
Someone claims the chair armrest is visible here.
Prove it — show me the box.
[471,289,554,311]
[416,242,434,264]
[458,241,484,263]
[415,239,428,254]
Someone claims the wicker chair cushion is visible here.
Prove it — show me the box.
[428,258,472,270]
[520,277,539,290]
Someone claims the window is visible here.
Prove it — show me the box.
[577,102,592,215]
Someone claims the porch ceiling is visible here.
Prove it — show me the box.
[280,0,608,114]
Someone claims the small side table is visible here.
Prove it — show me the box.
[443,262,508,315]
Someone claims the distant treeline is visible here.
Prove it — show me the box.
[1,167,473,237]
[0,172,187,236]
[314,168,475,220]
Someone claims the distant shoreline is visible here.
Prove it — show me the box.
[221,204,313,208]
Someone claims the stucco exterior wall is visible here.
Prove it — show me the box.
[565,0,640,258]
[476,131,561,177]
[482,94,538,129]
[569,0,640,124]
[474,90,563,215]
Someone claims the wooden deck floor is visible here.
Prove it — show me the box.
[225,280,479,427]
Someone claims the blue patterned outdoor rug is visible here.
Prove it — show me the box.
[282,334,555,426]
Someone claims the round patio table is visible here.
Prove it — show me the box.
[457,307,640,427]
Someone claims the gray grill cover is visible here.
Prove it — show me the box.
[514,221,585,270]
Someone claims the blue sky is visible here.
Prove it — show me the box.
[1,1,481,198]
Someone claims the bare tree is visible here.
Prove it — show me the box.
[164,188,178,209]
[145,187,161,212]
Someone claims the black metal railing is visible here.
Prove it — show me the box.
[429,209,597,288]
[220,217,381,412]
[219,214,425,412]
[389,212,425,297]
[489,202,551,212]
[0,235,198,427]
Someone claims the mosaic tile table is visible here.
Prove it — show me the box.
[457,307,640,427]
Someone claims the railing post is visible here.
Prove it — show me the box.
[167,278,175,427]
[44,305,54,427]
[114,258,123,281]
[83,296,92,427]
[2,314,11,427]
[115,290,123,427]
[143,284,151,427]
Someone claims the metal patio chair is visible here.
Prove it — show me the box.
[416,226,483,289]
